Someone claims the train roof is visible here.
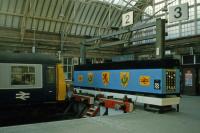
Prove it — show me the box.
[0,52,59,64]
[74,59,180,71]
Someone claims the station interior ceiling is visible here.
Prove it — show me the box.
[0,0,200,60]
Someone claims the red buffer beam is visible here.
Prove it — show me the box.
[73,94,94,105]
[99,98,134,113]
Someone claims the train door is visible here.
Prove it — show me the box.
[182,68,197,95]
[43,65,56,101]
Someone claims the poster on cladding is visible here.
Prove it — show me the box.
[185,70,193,87]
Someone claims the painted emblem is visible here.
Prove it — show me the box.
[102,72,110,86]
[139,76,150,86]
[88,72,94,84]
[120,72,130,87]
[78,74,83,82]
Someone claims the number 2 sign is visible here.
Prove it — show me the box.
[122,11,133,27]
[169,3,189,23]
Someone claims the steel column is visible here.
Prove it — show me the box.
[80,44,86,64]
[155,18,165,59]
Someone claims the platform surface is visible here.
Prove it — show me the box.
[0,96,200,133]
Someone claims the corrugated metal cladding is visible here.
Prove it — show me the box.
[0,0,137,37]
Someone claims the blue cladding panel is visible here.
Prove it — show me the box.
[74,69,171,94]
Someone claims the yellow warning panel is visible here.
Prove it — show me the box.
[139,76,150,86]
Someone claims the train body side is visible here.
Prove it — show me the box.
[0,53,66,106]
[73,59,180,95]
[0,63,44,104]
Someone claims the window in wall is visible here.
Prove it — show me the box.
[143,27,155,36]
[132,30,142,39]
[166,26,179,39]
[142,6,153,20]
[197,21,200,34]
[11,66,35,85]
[179,7,194,22]
[197,0,200,3]
[132,30,142,45]
[63,58,73,80]
[132,41,138,45]
[197,6,200,18]
[131,25,156,45]
[168,0,178,6]
[189,7,195,20]
[181,0,194,5]
[155,2,165,15]
[143,38,156,44]
[181,22,195,37]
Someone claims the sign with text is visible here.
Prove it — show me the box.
[122,11,133,27]
[169,3,189,23]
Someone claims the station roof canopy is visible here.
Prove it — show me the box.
[0,0,152,38]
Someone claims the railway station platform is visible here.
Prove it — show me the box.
[0,96,199,133]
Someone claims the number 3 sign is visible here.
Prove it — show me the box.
[122,11,133,27]
[169,3,189,23]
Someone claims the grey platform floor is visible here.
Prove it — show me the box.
[0,96,200,133]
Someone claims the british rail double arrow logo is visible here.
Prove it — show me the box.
[16,91,30,100]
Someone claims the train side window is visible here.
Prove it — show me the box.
[47,67,56,84]
[11,66,35,85]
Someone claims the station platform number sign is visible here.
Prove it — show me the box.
[169,3,189,23]
[122,11,133,27]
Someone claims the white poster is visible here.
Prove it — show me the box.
[185,70,192,86]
